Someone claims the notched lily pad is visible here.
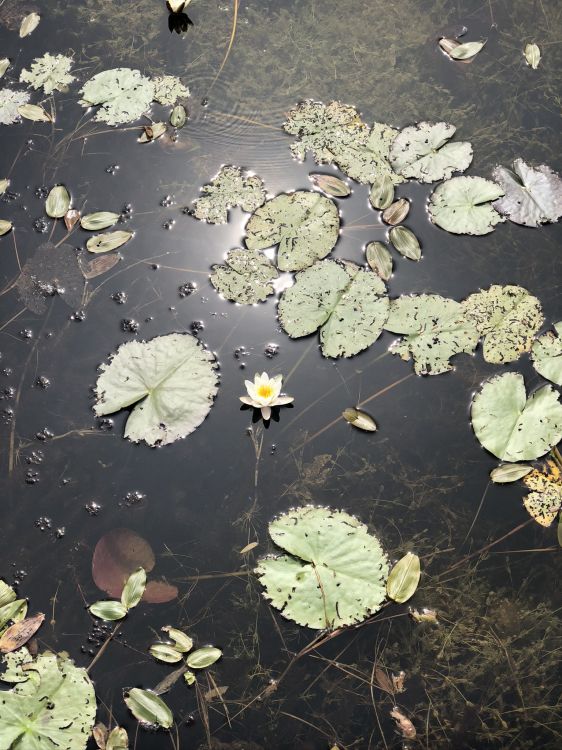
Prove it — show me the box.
[16,242,84,314]
[532,322,562,385]
[20,53,75,95]
[390,122,472,183]
[0,88,30,125]
[210,248,278,304]
[492,159,562,227]
[428,176,505,235]
[79,68,155,126]
[192,165,266,224]
[152,75,189,106]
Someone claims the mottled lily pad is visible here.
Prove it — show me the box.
[20,53,75,95]
[210,248,278,304]
[16,242,84,314]
[522,460,562,526]
[192,165,266,224]
[428,176,505,235]
[390,122,472,183]
[0,88,30,125]
[152,75,189,106]
[532,322,562,385]
[79,68,154,125]
[492,159,562,227]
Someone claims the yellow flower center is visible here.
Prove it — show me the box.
[257,384,274,400]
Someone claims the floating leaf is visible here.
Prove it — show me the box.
[0,651,96,749]
[183,670,196,686]
[121,568,146,609]
[522,460,562,526]
[239,542,258,555]
[390,122,472,183]
[149,644,184,663]
[192,165,266,224]
[449,40,486,60]
[64,209,80,230]
[152,75,189,106]
[210,248,278,304]
[382,198,409,225]
[143,581,179,604]
[387,552,421,603]
[20,53,75,95]
[428,176,505,235]
[86,230,133,254]
[490,464,533,484]
[389,226,421,260]
[0,613,44,653]
[245,191,339,272]
[492,159,562,227]
[81,212,120,231]
[161,626,193,653]
[106,727,129,750]
[309,173,351,197]
[89,600,128,621]
[79,68,155,126]
[0,89,30,125]
[0,220,12,236]
[532,322,562,386]
[94,333,219,446]
[385,294,479,375]
[369,174,394,210]
[81,254,121,279]
[278,259,389,358]
[0,178,9,194]
[342,407,377,432]
[0,600,27,634]
[256,506,389,629]
[139,122,167,143]
[0,580,17,609]
[16,242,84,314]
[0,59,9,79]
[463,284,544,363]
[524,42,541,69]
[471,373,562,461]
[332,121,405,185]
[124,688,173,729]
[92,529,155,598]
[169,104,187,128]
[366,241,393,280]
[438,37,463,57]
[45,185,71,219]
[19,11,40,37]
[186,646,222,669]
[18,102,52,122]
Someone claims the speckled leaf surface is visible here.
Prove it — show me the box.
[192,166,266,224]
[94,333,219,446]
[256,506,389,629]
[522,460,562,526]
[390,121,472,183]
[210,248,278,304]
[16,242,84,314]
[385,294,479,375]
[532,322,562,385]
[278,259,388,358]
[79,68,154,125]
[245,191,339,271]
[20,53,75,95]
[331,121,404,185]
[471,373,562,462]
[428,176,505,235]
[463,284,544,364]
[0,89,30,125]
[493,159,562,227]
[152,75,189,105]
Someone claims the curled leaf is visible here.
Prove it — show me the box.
[0,178,9,195]
[239,542,258,554]
[449,40,486,60]
[390,707,416,739]
[309,173,351,197]
[490,463,533,484]
[342,407,377,432]
[124,688,173,729]
[87,230,133,254]
[492,159,562,227]
[161,626,193,652]
[186,646,222,669]
[183,670,196,686]
[386,552,420,603]
[64,209,80,230]
[45,185,71,219]
[139,122,167,143]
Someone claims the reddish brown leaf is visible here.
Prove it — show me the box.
[64,209,80,231]
[81,254,121,279]
[143,580,178,604]
[92,529,155,598]
[0,612,45,653]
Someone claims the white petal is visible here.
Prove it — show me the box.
[245,382,258,400]
[261,405,272,421]
[273,395,294,406]
[239,396,255,405]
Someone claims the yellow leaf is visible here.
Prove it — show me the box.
[522,460,562,526]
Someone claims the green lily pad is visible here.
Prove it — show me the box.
[192,165,266,224]
[278,259,389,358]
[331,121,404,185]
[471,372,562,461]
[390,122,472,183]
[210,248,278,304]
[428,176,505,235]
[463,284,544,364]
[20,53,75,95]
[93,333,219,446]
[532,322,562,385]
[79,68,154,125]
[0,89,30,125]
[492,159,562,227]
[256,506,389,630]
[384,294,479,375]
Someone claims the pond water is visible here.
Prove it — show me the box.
[1,0,561,748]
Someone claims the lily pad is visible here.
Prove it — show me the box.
[390,122,472,183]
[522,460,562,526]
[492,159,562,227]
[256,506,389,629]
[331,121,405,185]
[0,651,96,749]
[384,294,479,375]
[278,259,389,358]
[192,165,266,224]
[79,68,155,126]
[20,53,75,95]
[471,372,562,462]
[532,322,562,385]
[245,191,339,272]
[428,176,505,235]
[16,242,84,314]
[0,88,30,125]
[210,248,278,304]
[152,75,189,106]
[463,284,544,364]
[93,332,219,446]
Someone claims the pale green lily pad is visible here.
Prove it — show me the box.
[245,191,339,271]
[192,165,266,224]
[210,248,278,304]
[152,75,189,106]
[0,89,30,125]
[532,322,562,385]
[124,688,173,729]
[94,333,219,446]
[428,176,505,235]
[278,259,389,358]
[256,506,389,630]
[385,294,479,375]
[471,372,562,461]
[492,159,562,227]
[0,651,96,749]
[79,68,154,125]
[331,121,404,185]
[20,53,75,95]
[463,284,544,364]
[390,121,472,183]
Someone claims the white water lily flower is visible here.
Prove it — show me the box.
[240,372,294,421]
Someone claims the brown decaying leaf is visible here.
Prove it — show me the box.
[81,254,121,279]
[239,542,258,554]
[93,723,108,749]
[390,707,416,738]
[64,209,80,231]
[0,612,45,653]
[392,671,406,693]
[203,685,228,702]
[374,667,395,694]
[382,198,410,225]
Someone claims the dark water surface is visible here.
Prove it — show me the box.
[1,1,561,748]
